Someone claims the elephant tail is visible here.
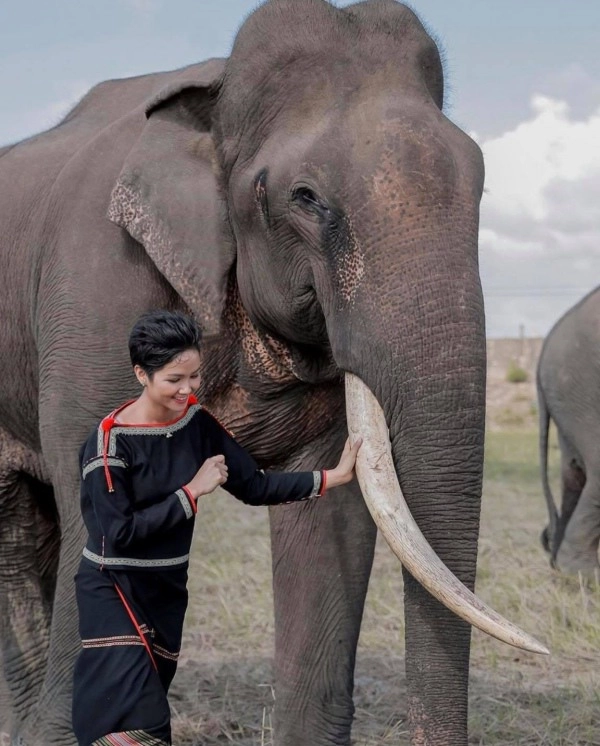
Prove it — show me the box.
[537,375,558,555]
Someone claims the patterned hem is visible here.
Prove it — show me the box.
[92,730,169,745]
[82,546,189,568]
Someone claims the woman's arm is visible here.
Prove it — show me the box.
[187,411,361,506]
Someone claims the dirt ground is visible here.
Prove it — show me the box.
[486,373,538,431]
[485,337,542,432]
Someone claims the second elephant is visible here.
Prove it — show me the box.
[538,286,600,575]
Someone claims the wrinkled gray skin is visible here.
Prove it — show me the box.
[538,287,600,576]
[0,1,486,744]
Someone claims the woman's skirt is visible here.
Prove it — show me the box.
[72,560,188,746]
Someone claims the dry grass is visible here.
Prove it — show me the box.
[469,430,600,745]
[169,426,600,745]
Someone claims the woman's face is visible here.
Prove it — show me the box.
[136,348,201,420]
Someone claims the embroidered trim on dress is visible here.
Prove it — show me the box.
[82,456,127,479]
[97,404,202,457]
[279,471,324,505]
[176,488,194,520]
[92,730,169,746]
[82,623,152,650]
[82,635,145,649]
[82,634,178,660]
[154,644,179,662]
[82,547,189,568]
[310,470,323,497]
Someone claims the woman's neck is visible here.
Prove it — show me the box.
[114,397,177,425]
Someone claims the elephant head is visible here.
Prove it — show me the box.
[108,0,546,741]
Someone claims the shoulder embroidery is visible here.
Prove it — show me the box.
[82,456,127,480]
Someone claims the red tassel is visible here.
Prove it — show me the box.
[188,394,198,405]
[101,416,115,432]
[101,414,116,492]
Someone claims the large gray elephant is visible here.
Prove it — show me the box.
[538,286,600,575]
[0,1,545,744]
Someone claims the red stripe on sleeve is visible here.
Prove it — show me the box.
[181,485,198,514]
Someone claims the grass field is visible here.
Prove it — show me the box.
[2,428,597,744]
[170,428,600,745]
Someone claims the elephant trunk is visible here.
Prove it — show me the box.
[345,372,547,654]
[324,197,546,740]
[320,106,546,656]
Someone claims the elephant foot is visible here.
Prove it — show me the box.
[553,543,600,580]
[16,731,74,746]
[0,726,26,746]
[0,731,15,746]
[18,709,76,746]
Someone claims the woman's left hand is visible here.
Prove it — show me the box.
[324,437,363,489]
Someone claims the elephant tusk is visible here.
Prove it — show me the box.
[344,373,549,656]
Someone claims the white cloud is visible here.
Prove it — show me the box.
[482,96,600,222]
[479,94,600,337]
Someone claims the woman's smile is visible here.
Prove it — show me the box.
[136,348,202,423]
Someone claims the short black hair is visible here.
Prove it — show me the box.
[128,310,202,377]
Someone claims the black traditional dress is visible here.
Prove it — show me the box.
[72,395,325,746]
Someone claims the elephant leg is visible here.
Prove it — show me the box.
[270,438,376,746]
[0,429,58,742]
[550,448,586,563]
[554,475,600,575]
[402,573,473,746]
[20,466,84,746]
[18,346,107,745]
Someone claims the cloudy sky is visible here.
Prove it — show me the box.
[2,0,598,338]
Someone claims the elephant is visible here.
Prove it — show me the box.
[0,0,545,744]
[538,286,600,575]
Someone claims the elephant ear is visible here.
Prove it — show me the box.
[107,58,233,337]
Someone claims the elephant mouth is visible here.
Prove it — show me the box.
[345,373,549,655]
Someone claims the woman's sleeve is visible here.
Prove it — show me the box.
[81,451,197,549]
[202,411,327,506]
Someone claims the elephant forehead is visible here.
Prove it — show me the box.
[361,124,466,234]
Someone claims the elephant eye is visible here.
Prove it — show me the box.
[291,185,328,216]
[254,169,269,222]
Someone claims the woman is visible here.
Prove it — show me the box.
[72,309,361,746]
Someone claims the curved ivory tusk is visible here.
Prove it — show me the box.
[345,373,549,656]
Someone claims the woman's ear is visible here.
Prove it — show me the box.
[133,365,147,388]
[107,58,235,338]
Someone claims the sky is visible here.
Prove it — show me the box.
[2,0,599,338]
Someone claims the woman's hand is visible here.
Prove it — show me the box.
[185,455,229,499]
[324,437,362,489]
